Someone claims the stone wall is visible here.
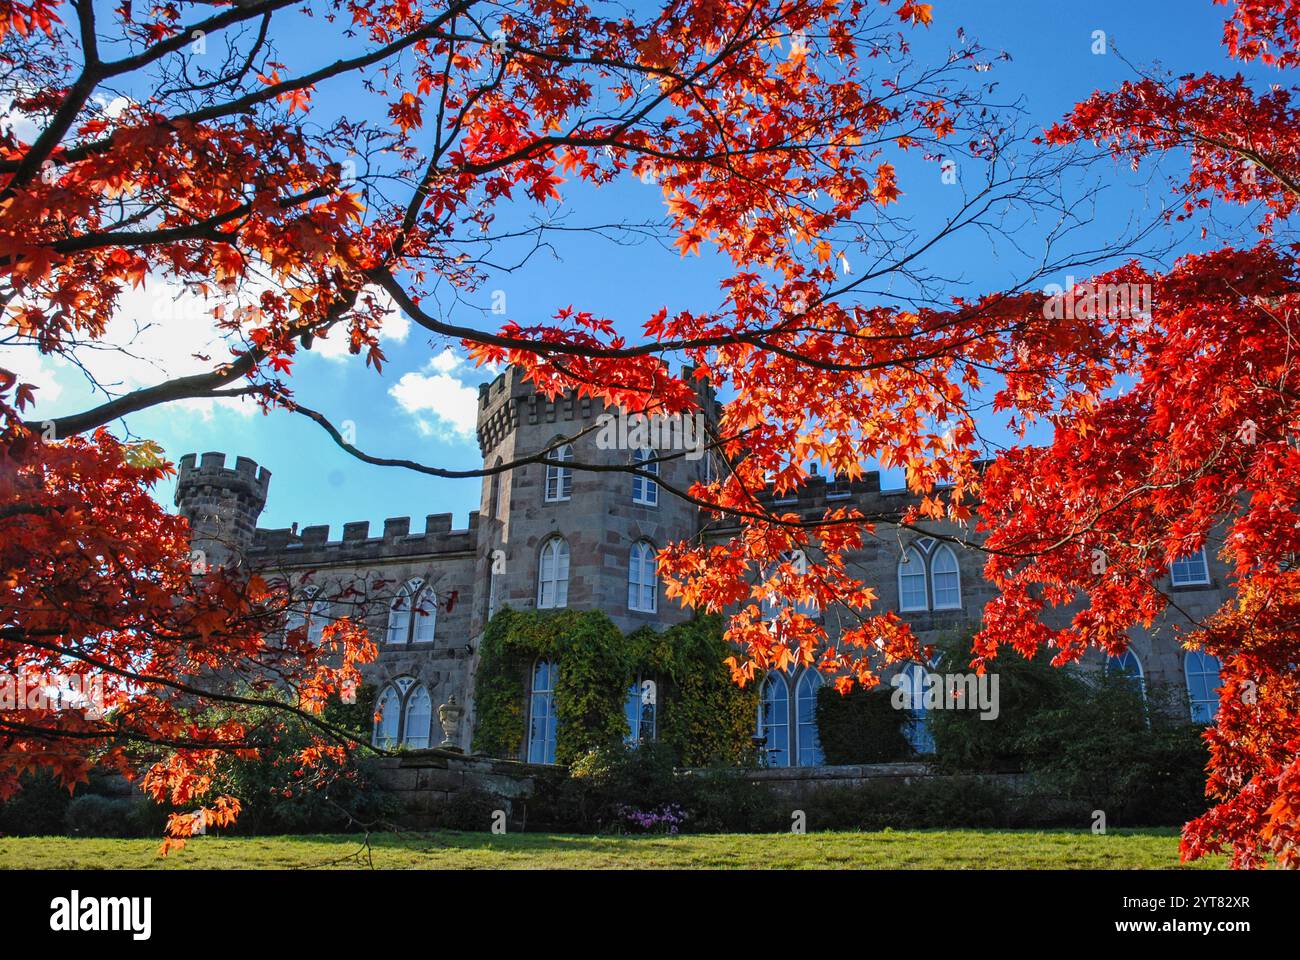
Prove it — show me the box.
[367,749,553,828]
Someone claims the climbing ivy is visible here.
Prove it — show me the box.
[626,615,758,767]
[472,609,756,767]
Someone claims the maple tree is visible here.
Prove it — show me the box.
[3,0,1291,869]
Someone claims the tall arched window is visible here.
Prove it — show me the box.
[898,545,929,612]
[624,677,657,746]
[528,660,559,763]
[632,448,659,505]
[544,443,574,502]
[757,673,790,767]
[628,540,658,612]
[1105,649,1147,700]
[402,686,433,748]
[412,584,437,643]
[1185,651,1222,724]
[897,663,936,754]
[795,670,824,766]
[307,595,331,646]
[373,685,401,748]
[385,581,415,645]
[930,545,962,609]
[537,537,570,608]
[285,591,329,646]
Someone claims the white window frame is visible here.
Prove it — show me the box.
[756,672,791,767]
[898,544,930,612]
[632,448,659,506]
[794,670,824,767]
[1105,649,1147,701]
[402,685,433,748]
[537,537,570,609]
[387,578,435,645]
[628,540,658,613]
[1170,548,1210,587]
[372,684,402,748]
[412,583,437,643]
[527,660,559,763]
[544,443,574,502]
[930,544,963,610]
[1184,650,1222,724]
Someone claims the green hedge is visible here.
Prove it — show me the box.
[815,686,911,764]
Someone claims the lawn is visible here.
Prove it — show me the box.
[0,828,1224,869]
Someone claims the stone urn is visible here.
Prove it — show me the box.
[437,696,465,752]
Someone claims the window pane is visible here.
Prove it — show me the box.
[1185,651,1222,724]
[374,687,401,748]
[403,687,432,748]
[757,674,790,767]
[413,588,437,643]
[931,547,961,609]
[528,661,558,763]
[1171,549,1210,586]
[795,671,824,766]
[386,588,412,644]
[899,547,928,611]
[899,664,935,754]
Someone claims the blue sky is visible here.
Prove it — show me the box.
[9,0,1270,537]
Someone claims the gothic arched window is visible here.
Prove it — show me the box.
[795,670,824,766]
[373,685,401,748]
[757,673,791,767]
[628,540,658,612]
[387,579,435,644]
[402,686,432,748]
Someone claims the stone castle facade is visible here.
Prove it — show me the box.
[174,365,1231,766]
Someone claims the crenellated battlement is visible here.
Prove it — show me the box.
[475,363,721,457]
[175,451,272,508]
[249,511,480,566]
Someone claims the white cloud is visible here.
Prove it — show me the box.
[3,274,419,423]
[388,349,492,443]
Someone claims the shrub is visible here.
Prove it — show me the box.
[198,687,400,835]
[0,770,73,836]
[64,794,157,838]
[437,787,509,832]
[815,686,911,764]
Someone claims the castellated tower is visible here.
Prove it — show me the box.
[174,452,271,573]
[471,366,718,636]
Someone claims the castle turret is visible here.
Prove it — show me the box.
[174,452,271,572]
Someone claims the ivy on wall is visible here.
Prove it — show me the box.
[625,616,758,767]
[472,609,756,767]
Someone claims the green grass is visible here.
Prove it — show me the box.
[0,828,1224,869]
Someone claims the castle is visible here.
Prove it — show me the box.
[173,365,1230,766]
